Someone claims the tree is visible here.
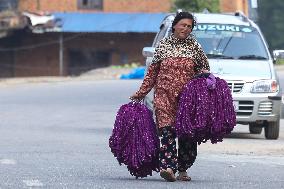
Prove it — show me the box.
[171,0,220,13]
[258,0,284,50]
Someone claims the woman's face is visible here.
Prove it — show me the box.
[173,18,193,39]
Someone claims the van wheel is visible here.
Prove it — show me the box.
[264,120,280,139]
[249,123,262,134]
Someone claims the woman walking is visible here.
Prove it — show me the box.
[130,11,210,182]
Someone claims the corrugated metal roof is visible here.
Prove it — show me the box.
[54,12,167,33]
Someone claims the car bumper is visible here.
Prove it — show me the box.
[233,92,282,124]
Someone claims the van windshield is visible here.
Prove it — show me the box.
[192,24,269,60]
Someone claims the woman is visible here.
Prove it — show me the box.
[130,11,210,182]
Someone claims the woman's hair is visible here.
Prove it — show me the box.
[171,11,196,32]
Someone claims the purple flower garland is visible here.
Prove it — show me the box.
[109,102,160,178]
[175,76,236,144]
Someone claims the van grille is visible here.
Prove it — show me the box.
[258,101,273,115]
[236,101,254,116]
[227,82,245,93]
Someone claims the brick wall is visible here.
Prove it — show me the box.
[18,0,171,13]
[0,51,14,77]
[220,0,248,16]
[104,0,171,13]
[13,33,61,76]
[19,0,77,12]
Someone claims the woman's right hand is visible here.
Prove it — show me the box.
[129,93,144,102]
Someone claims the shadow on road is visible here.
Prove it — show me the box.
[225,132,264,140]
[105,176,163,182]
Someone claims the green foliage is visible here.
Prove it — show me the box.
[258,0,284,50]
[171,0,220,13]
[276,59,284,65]
[111,62,140,69]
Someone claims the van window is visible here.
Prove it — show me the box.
[193,24,269,60]
[153,24,171,47]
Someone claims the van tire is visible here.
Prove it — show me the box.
[265,120,280,139]
[249,123,262,134]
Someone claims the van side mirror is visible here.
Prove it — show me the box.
[142,47,155,58]
[273,50,284,64]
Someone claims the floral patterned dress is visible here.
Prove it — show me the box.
[136,34,210,129]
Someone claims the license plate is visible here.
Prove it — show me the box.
[233,101,239,112]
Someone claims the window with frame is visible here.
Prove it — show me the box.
[77,0,103,10]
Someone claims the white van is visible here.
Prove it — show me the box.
[142,12,282,139]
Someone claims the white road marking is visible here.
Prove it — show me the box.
[23,179,44,187]
[0,159,17,165]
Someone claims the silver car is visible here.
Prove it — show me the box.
[142,12,282,139]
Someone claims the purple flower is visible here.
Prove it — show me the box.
[175,76,236,144]
[109,102,160,178]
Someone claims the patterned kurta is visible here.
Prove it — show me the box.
[136,34,210,129]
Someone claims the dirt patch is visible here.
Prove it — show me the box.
[198,126,284,156]
[199,140,284,156]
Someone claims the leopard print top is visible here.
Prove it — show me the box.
[152,34,209,73]
[135,34,210,128]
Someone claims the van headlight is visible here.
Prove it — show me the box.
[251,80,279,93]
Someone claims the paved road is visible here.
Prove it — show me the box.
[0,80,283,188]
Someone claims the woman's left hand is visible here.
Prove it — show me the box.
[200,69,210,73]
[129,93,144,102]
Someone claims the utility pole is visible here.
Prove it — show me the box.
[59,33,64,76]
[248,0,258,23]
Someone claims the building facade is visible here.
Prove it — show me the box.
[18,0,171,13]
[0,0,171,77]
[0,0,254,77]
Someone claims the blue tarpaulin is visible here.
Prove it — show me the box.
[120,67,145,79]
[54,12,167,33]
